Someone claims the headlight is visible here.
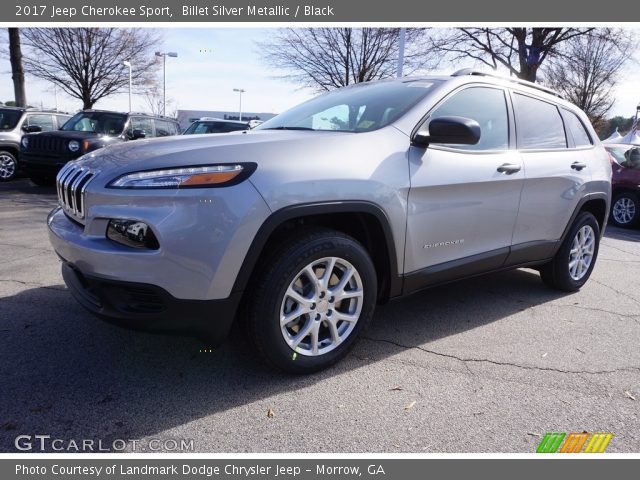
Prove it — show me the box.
[68,140,80,152]
[108,164,255,189]
[21,137,29,148]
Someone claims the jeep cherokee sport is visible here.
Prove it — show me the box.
[47,71,611,373]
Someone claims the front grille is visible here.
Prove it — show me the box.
[56,163,95,222]
[29,135,68,153]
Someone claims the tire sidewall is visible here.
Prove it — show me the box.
[611,192,639,228]
[255,234,377,373]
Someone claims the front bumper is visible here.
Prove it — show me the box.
[61,261,241,341]
[21,153,76,177]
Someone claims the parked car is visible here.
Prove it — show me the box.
[48,70,611,373]
[0,107,71,181]
[605,143,640,227]
[183,117,249,135]
[20,110,181,185]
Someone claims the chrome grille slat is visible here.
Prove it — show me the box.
[55,164,95,222]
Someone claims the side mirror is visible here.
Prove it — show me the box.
[131,129,146,140]
[413,116,481,147]
[24,125,42,133]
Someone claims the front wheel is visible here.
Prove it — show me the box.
[539,211,600,292]
[0,151,17,181]
[247,228,377,373]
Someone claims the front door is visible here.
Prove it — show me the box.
[405,86,523,287]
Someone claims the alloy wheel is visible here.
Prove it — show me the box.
[568,225,595,281]
[612,197,636,225]
[279,256,364,356]
[0,154,16,180]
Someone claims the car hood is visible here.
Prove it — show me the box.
[74,129,367,174]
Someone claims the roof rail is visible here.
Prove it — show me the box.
[451,68,564,99]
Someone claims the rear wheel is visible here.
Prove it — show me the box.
[247,228,377,373]
[610,192,639,228]
[539,211,600,292]
[0,151,17,181]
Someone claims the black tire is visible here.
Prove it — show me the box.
[0,150,18,182]
[247,228,377,373]
[30,175,55,187]
[610,192,640,228]
[539,211,600,292]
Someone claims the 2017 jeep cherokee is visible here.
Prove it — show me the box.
[47,71,611,373]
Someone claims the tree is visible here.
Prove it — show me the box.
[261,28,436,91]
[429,28,594,82]
[142,84,177,118]
[8,28,27,107]
[20,28,160,109]
[543,29,635,126]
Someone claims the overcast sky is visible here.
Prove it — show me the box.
[1,28,639,119]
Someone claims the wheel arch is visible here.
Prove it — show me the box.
[0,145,19,159]
[558,194,609,247]
[231,201,402,303]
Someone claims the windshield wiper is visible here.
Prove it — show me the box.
[262,126,316,131]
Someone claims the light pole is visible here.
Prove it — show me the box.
[155,51,178,116]
[123,60,132,112]
[233,88,245,121]
[396,28,406,78]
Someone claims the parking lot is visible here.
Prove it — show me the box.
[0,178,639,453]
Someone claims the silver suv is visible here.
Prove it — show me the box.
[47,71,611,373]
[0,107,71,181]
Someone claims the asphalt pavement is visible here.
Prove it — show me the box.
[1,179,639,453]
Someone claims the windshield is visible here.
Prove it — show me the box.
[606,145,633,164]
[0,109,23,131]
[61,111,127,135]
[256,79,441,133]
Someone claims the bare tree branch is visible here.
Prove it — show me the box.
[259,28,438,92]
[542,28,636,127]
[20,28,161,109]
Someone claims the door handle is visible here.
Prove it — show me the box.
[571,161,587,171]
[497,163,521,174]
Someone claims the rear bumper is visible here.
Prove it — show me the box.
[61,261,240,342]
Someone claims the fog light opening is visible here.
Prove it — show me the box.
[107,219,159,250]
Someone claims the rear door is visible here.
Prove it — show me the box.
[405,85,524,282]
[509,92,592,257]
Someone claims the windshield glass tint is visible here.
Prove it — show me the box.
[0,109,23,131]
[61,112,127,135]
[257,80,440,133]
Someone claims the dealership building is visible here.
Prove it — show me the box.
[176,110,277,130]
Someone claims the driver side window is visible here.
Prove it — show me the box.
[428,87,509,151]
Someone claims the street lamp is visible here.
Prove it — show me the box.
[123,60,132,112]
[155,51,178,116]
[233,88,245,121]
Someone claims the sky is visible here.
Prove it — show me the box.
[1,28,639,118]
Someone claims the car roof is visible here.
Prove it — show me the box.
[196,117,248,124]
[79,109,178,121]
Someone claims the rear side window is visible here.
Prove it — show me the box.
[27,114,55,132]
[563,110,593,147]
[429,87,509,151]
[131,117,154,137]
[222,122,248,132]
[513,93,567,150]
[155,119,179,137]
